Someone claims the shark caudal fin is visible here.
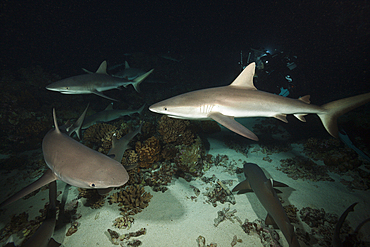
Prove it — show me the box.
[318,92,370,138]
[132,69,154,93]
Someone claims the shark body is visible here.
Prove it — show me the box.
[22,181,60,247]
[46,61,154,101]
[233,163,300,247]
[149,62,370,141]
[113,61,147,80]
[0,108,129,208]
[107,122,143,170]
[82,103,145,129]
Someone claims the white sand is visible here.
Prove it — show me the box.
[1,120,370,247]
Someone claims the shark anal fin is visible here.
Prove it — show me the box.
[92,90,119,102]
[294,114,307,122]
[209,112,259,141]
[274,114,288,123]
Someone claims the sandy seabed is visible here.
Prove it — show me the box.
[1,120,370,247]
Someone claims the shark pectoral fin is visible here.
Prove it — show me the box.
[294,114,307,122]
[48,238,62,247]
[0,169,57,208]
[265,214,278,228]
[208,112,259,141]
[92,90,119,101]
[274,114,288,123]
[97,188,113,196]
[272,180,289,187]
[232,180,252,192]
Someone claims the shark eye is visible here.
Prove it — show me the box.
[90,183,96,187]
[164,107,168,111]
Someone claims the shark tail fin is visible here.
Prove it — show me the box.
[318,93,370,138]
[132,69,154,93]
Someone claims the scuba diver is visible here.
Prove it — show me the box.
[239,48,308,98]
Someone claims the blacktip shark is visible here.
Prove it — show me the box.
[232,162,300,247]
[0,108,129,208]
[46,61,154,101]
[149,62,370,141]
[82,103,145,129]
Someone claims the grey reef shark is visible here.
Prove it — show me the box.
[0,108,129,208]
[332,202,370,247]
[46,60,154,101]
[4,181,60,247]
[81,103,145,130]
[85,61,166,84]
[149,62,370,141]
[233,162,300,247]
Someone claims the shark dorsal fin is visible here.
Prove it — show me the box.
[52,108,61,134]
[298,95,311,104]
[230,62,257,90]
[96,61,108,75]
[105,103,113,111]
[125,61,130,69]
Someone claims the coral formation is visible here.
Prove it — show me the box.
[108,185,153,216]
[284,204,299,224]
[278,156,334,182]
[175,137,204,175]
[120,228,146,241]
[141,162,177,192]
[157,115,195,145]
[199,120,221,134]
[161,144,178,161]
[122,149,139,167]
[78,188,106,209]
[83,123,121,144]
[241,218,281,246]
[113,216,134,230]
[196,235,218,247]
[299,206,351,246]
[203,178,236,207]
[135,136,161,168]
[66,221,79,236]
[214,204,242,227]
